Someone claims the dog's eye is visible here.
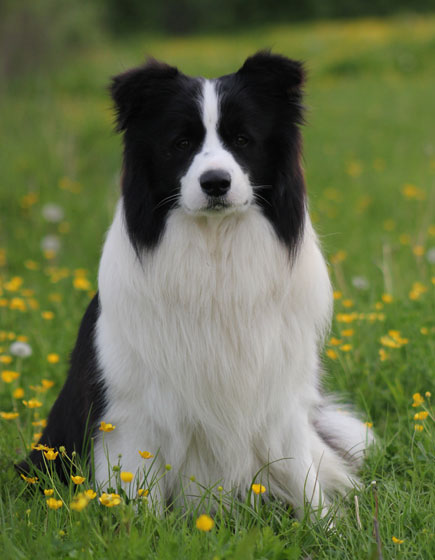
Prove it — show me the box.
[175,138,191,151]
[234,135,249,147]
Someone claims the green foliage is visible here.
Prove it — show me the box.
[0,0,103,79]
[104,0,435,34]
[0,15,434,560]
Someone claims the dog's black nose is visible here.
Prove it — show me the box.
[200,169,231,197]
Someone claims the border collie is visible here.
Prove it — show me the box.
[19,52,374,516]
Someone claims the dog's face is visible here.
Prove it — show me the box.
[111,52,306,254]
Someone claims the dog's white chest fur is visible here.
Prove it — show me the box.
[93,202,367,512]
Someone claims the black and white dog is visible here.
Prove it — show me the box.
[19,52,374,515]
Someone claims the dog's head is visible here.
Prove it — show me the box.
[111,51,306,254]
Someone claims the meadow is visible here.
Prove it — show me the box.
[0,14,434,559]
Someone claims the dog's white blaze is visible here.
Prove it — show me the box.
[202,79,220,141]
[180,80,253,213]
[94,200,374,513]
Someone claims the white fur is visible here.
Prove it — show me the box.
[92,78,374,515]
[94,200,374,515]
[180,80,253,214]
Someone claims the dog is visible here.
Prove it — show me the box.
[18,51,374,516]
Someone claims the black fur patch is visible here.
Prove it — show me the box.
[16,295,106,482]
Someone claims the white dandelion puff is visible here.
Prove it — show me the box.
[41,235,61,253]
[10,341,32,358]
[42,203,65,223]
[426,247,435,264]
[352,276,369,290]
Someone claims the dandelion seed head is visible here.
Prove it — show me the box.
[9,341,32,358]
[41,235,61,253]
[351,276,369,290]
[42,203,65,223]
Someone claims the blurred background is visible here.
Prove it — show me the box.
[1,0,435,77]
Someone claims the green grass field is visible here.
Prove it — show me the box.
[1,14,434,559]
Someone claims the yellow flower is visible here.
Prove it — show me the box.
[13,387,24,399]
[425,391,431,398]
[32,418,47,427]
[71,475,85,485]
[120,471,134,483]
[336,313,357,323]
[41,379,55,389]
[9,297,27,311]
[44,449,59,460]
[414,411,429,421]
[0,411,19,420]
[392,536,404,544]
[84,489,97,499]
[333,291,342,300]
[409,282,427,301]
[412,246,425,257]
[331,250,347,264]
[59,176,81,193]
[329,337,342,346]
[339,344,352,352]
[44,489,54,496]
[46,498,63,510]
[99,493,121,507]
[342,299,353,308]
[47,353,60,364]
[326,349,338,360]
[138,450,154,459]
[1,370,20,383]
[195,514,215,532]
[31,443,50,451]
[74,269,88,278]
[378,348,388,362]
[364,422,373,428]
[414,424,424,432]
[380,331,408,349]
[21,474,38,484]
[402,183,425,200]
[16,335,28,342]
[24,260,39,271]
[420,327,428,335]
[346,160,362,178]
[41,311,54,320]
[73,277,92,291]
[22,398,43,408]
[70,493,90,512]
[138,489,149,497]
[251,483,266,495]
[0,355,12,364]
[412,393,424,407]
[4,277,23,291]
[99,421,115,432]
[341,329,354,337]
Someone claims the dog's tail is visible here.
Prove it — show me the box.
[314,399,376,470]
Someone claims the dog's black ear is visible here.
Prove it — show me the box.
[238,51,305,95]
[110,58,179,131]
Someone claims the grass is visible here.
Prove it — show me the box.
[1,13,434,559]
